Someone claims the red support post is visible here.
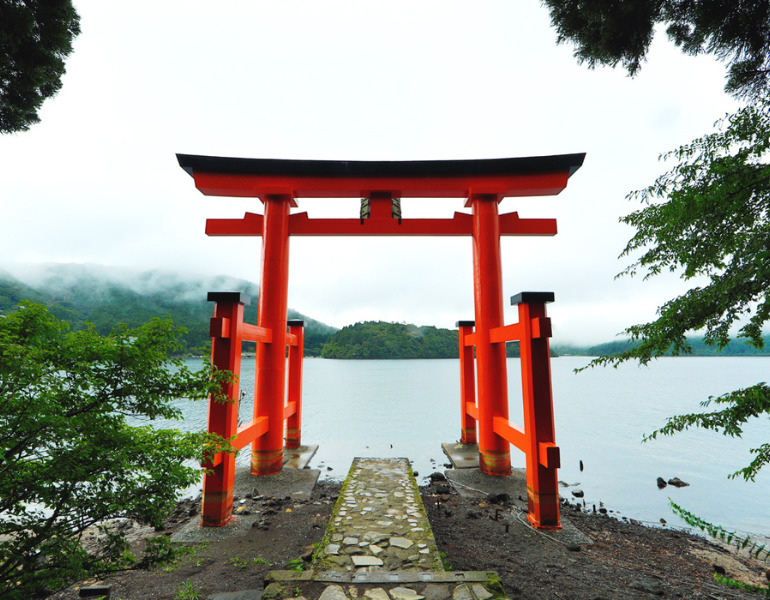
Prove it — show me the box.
[285,320,304,449]
[514,291,561,530]
[252,195,292,475]
[457,320,477,445]
[201,292,249,527]
[471,194,512,476]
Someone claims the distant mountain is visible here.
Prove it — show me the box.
[8,264,762,360]
[552,336,770,357]
[0,264,337,356]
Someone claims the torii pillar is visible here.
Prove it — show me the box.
[471,194,511,475]
[252,194,292,474]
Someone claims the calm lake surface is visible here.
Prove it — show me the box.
[178,356,769,539]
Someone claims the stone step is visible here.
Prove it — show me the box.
[263,570,506,600]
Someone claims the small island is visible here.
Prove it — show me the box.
[320,321,459,359]
[319,320,543,359]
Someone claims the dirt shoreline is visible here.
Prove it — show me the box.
[48,478,769,600]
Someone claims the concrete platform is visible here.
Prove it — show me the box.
[441,442,479,469]
[444,468,592,547]
[283,444,318,469]
[171,466,319,543]
[209,591,262,600]
[234,463,319,501]
[445,466,527,498]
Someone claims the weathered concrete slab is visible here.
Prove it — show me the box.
[171,467,319,543]
[284,444,319,470]
[207,591,262,600]
[234,464,319,501]
[171,508,258,543]
[445,468,592,547]
[444,467,526,499]
[441,443,479,469]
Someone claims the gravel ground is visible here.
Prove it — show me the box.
[47,478,769,600]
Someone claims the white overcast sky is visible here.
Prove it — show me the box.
[0,1,740,344]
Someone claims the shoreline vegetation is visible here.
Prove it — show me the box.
[2,264,769,360]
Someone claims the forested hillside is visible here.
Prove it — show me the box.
[3,264,764,360]
[321,321,458,359]
[0,265,337,356]
[319,321,531,359]
[552,337,770,357]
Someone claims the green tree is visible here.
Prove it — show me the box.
[541,0,770,483]
[586,93,770,480]
[0,303,222,599]
[0,0,81,133]
[541,0,770,99]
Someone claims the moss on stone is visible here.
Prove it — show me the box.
[261,582,286,600]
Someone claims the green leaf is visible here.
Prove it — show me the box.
[0,303,217,599]
[583,93,770,480]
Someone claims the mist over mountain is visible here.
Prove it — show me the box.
[555,337,770,358]
[2,264,766,359]
[0,263,338,355]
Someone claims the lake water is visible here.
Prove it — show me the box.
[176,356,769,539]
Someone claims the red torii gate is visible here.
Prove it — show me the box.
[177,153,584,530]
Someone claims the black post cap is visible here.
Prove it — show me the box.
[510,292,555,305]
[287,319,305,327]
[456,320,475,327]
[207,292,252,305]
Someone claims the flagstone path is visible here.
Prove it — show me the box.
[262,458,507,600]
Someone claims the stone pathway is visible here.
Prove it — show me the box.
[316,457,439,572]
[262,458,507,600]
